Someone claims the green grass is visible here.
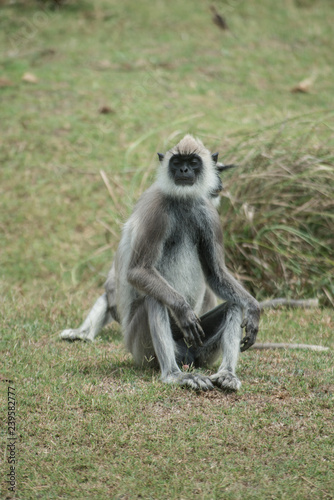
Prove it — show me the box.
[1,303,333,499]
[0,0,333,498]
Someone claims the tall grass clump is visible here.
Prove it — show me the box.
[218,117,334,305]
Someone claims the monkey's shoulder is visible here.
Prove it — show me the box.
[130,185,169,226]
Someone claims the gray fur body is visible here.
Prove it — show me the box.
[61,135,261,391]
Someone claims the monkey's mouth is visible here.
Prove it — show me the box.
[175,178,195,186]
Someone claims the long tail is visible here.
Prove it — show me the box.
[251,343,329,352]
[259,298,319,309]
[254,297,329,351]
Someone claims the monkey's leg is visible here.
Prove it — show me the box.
[144,297,214,391]
[210,303,243,391]
[60,293,114,342]
[189,302,243,391]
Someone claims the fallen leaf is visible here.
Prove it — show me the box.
[22,72,38,84]
[291,76,315,93]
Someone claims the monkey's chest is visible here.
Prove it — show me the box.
[157,233,205,308]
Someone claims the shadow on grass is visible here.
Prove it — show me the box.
[70,350,159,384]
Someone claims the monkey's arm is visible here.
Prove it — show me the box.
[209,265,260,352]
[126,211,205,347]
[199,210,260,351]
[128,267,205,348]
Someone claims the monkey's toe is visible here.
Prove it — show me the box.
[178,373,214,391]
[210,370,241,391]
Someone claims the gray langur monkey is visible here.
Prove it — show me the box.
[60,148,231,344]
[61,134,262,391]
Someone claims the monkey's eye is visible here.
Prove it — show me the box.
[190,158,200,168]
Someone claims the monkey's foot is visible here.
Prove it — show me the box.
[60,329,93,342]
[210,370,241,391]
[164,372,214,391]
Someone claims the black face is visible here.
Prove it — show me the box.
[168,154,203,186]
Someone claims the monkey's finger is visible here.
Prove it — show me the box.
[196,319,205,340]
[187,324,203,348]
[194,331,204,347]
[183,327,196,348]
[189,328,203,348]
[241,318,247,329]
[241,330,257,351]
[195,313,202,324]
[245,324,258,342]
[195,321,206,345]
[240,336,250,352]
[194,315,205,340]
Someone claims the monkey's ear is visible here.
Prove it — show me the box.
[216,163,237,172]
[157,153,164,162]
[211,152,219,163]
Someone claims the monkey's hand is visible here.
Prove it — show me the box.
[240,302,260,352]
[174,302,205,348]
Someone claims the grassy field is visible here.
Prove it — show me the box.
[1,0,333,498]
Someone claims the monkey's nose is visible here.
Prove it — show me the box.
[180,167,188,173]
